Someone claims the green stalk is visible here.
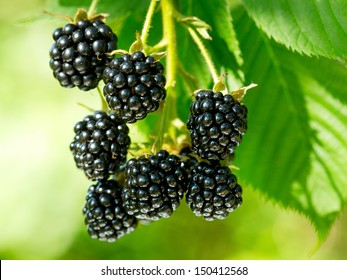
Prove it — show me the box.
[188,27,219,84]
[153,0,178,152]
[141,0,158,47]
[87,0,99,18]
[162,0,177,88]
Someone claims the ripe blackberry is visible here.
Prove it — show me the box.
[49,19,118,91]
[186,161,242,221]
[83,180,138,242]
[122,150,187,220]
[102,51,166,123]
[186,90,247,160]
[70,111,130,181]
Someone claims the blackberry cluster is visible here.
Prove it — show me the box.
[187,90,247,161]
[121,150,187,220]
[102,51,167,123]
[70,111,130,181]
[49,19,117,91]
[51,7,250,243]
[83,180,138,242]
[186,161,242,221]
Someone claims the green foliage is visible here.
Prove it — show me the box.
[1,0,346,259]
[46,0,347,245]
[242,0,347,58]
[232,6,347,241]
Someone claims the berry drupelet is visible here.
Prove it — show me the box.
[49,19,118,91]
[102,51,166,123]
[186,90,247,161]
[122,150,187,220]
[83,179,138,242]
[70,111,130,181]
[186,161,242,221]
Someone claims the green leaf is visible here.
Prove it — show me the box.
[242,0,347,58]
[232,5,347,241]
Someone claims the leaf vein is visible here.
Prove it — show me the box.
[285,0,314,53]
[326,0,347,39]
[312,0,336,55]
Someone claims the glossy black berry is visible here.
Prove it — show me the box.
[186,161,242,221]
[83,180,138,242]
[122,150,187,220]
[49,19,118,91]
[187,90,247,160]
[102,51,166,123]
[70,111,130,181]
[179,146,198,185]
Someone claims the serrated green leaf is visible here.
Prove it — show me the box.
[232,6,347,241]
[242,0,347,58]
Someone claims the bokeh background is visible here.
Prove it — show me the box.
[0,0,346,260]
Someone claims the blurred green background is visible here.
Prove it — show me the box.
[0,0,346,260]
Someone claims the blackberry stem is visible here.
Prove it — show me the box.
[153,0,178,151]
[161,0,177,92]
[87,0,99,18]
[187,27,219,84]
[141,0,158,48]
